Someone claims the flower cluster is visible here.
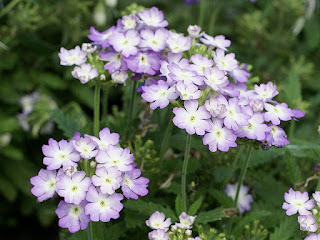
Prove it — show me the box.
[225,182,253,213]
[30,127,149,233]
[282,188,320,239]
[146,211,200,240]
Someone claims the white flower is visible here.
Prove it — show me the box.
[146,211,172,231]
[175,212,196,229]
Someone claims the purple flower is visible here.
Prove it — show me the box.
[138,7,168,28]
[282,188,314,216]
[291,108,305,120]
[166,32,192,53]
[254,82,278,102]
[99,49,127,74]
[72,136,98,159]
[187,25,202,38]
[92,166,122,195]
[203,118,237,152]
[108,30,140,57]
[265,125,290,148]
[122,168,149,199]
[229,67,250,83]
[172,100,211,135]
[204,97,227,117]
[30,169,63,202]
[56,171,91,205]
[190,54,214,75]
[175,82,201,100]
[55,200,90,233]
[249,99,264,112]
[86,127,119,150]
[96,146,134,172]
[264,103,293,125]
[148,229,169,240]
[87,26,115,48]
[141,80,178,110]
[175,212,196,229]
[139,28,169,52]
[225,183,253,214]
[146,211,171,231]
[298,215,318,232]
[200,34,231,51]
[306,233,320,240]
[42,138,80,171]
[168,62,204,86]
[124,51,161,75]
[111,70,129,84]
[213,49,238,72]
[71,63,99,84]
[185,0,201,4]
[85,186,123,222]
[203,66,229,91]
[58,46,87,66]
[121,14,137,30]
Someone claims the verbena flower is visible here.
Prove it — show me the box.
[254,82,278,102]
[265,125,290,147]
[138,7,168,28]
[225,183,253,213]
[175,82,201,100]
[146,211,172,231]
[305,233,320,240]
[200,34,231,51]
[298,215,318,232]
[175,212,197,229]
[124,51,161,75]
[122,168,149,199]
[111,70,129,84]
[99,49,127,74]
[86,127,120,151]
[92,166,122,195]
[58,46,87,66]
[166,32,192,53]
[71,63,99,84]
[72,136,98,159]
[213,49,238,72]
[108,30,141,57]
[148,229,169,240]
[139,28,169,52]
[282,188,314,216]
[187,25,202,38]
[87,26,115,48]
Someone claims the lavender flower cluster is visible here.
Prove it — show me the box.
[146,211,200,240]
[282,188,320,239]
[30,127,149,233]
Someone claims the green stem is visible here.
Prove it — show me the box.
[181,134,192,212]
[198,0,206,27]
[125,81,137,139]
[233,146,253,209]
[159,110,174,162]
[102,89,108,122]
[0,0,20,18]
[93,85,101,137]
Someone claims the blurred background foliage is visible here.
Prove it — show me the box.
[0,0,320,239]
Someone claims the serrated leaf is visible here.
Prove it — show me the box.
[269,217,299,240]
[188,196,203,216]
[210,189,233,208]
[125,199,177,221]
[285,154,302,185]
[175,195,183,216]
[194,207,225,225]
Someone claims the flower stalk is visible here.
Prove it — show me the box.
[93,85,101,137]
[182,134,192,212]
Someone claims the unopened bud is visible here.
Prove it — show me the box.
[94,2,107,26]
[122,14,137,30]
[111,71,128,84]
[100,74,106,81]
[82,43,97,53]
[65,166,77,177]
[105,0,117,8]
[312,209,318,215]
[90,161,97,168]
[187,25,202,38]
[249,99,264,112]
[171,225,177,231]
[185,229,192,236]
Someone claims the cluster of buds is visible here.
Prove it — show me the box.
[30,127,149,233]
[146,211,200,240]
[282,188,320,239]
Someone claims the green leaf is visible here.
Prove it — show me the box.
[125,199,178,221]
[0,176,17,202]
[269,217,299,240]
[175,195,183,216]
[194,207,225,225]
[283,71,301,107]
[188,196,203,216]
[210,189,233,208]
[248,147,284,168]
[285,154,302,185]
[285,139,320,159]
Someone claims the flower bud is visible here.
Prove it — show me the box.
[100,74,106,81]
[81,43,97,53]
[90,161,97,168]
[185,229,192,236]
[111,71,129,84]
[65,166,77,177]
[187,25,202,38]
[105,0,117,8]
[249,99,264,112]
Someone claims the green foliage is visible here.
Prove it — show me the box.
[195,207,226,225]
[269,217,299,240]
[188,196,203,216]
[175,194,184,216]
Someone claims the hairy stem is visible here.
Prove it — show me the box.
[182,134,192,212]
[159,110,174,162]
[93,85,101,137]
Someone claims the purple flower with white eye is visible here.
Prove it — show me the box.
[264,103,293,125]
[249,99,264,112]
[71,63,99,84]
[96,146,134,172]
[175,212,196,229]
[213,49,238,72]
[86,127,119,151]
[254,82,279,102]
[200,34,231,51]
[122,168,149,200]
[99,49,127,74]
[146,211,171,231]
[187,25,202,38]
[121,14,137,30]
[85,186,123,222]
[108,30,140,57]
[305,233,320,240]
[160,53,189,85]
[148,229,169,240]
[229,67,250,83]
[141,80,178,110]
[30,169,63,202]
[42,138,80,171]
[168,62,204,86]
[92,166,122,195]
[87,26,115,48]
[190,54,214,75]
[204,97,227,118]
[172,100,211,135]
[203,118,237,152]
[58,46,87,66]
[225,183,253,213]
[72,137,98,159]
[265,125,290,148]
[138,7,168,28]
[282,188,314,216]
[139,28,169,52]
[176,82,201,100]
[55,200,90,233]
[236,108,271,141]
[167,32,192,53]
[111,70,129,84]
[217,95,250,131]
[56,171,91,205]
[124,51,161,75]
[203,66,229,91]
[298,215,318,232]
